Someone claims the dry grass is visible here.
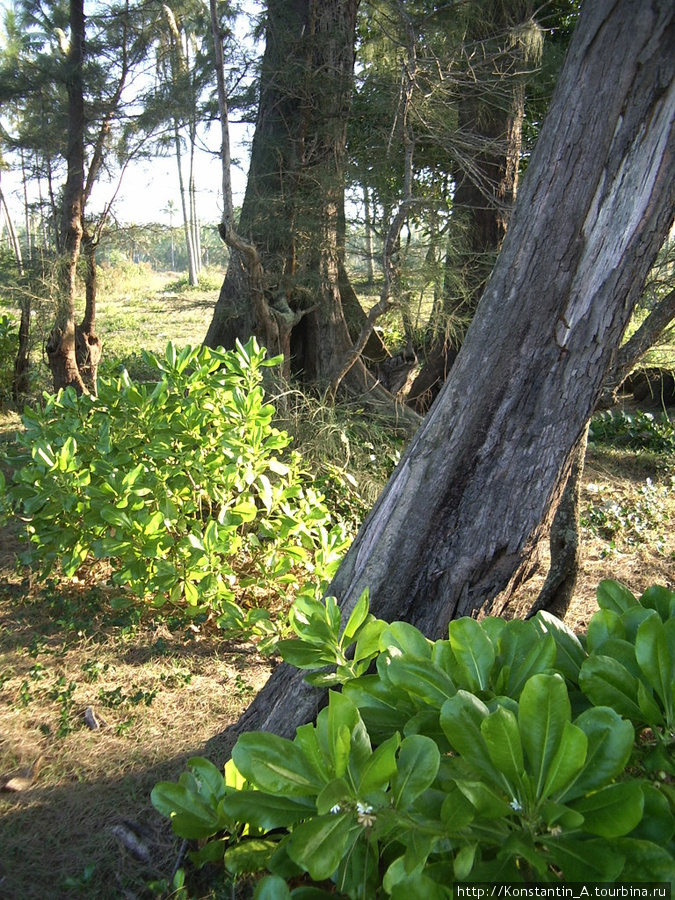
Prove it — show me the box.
[0,542,273,899]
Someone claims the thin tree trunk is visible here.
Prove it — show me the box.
[13,296,31,401]
[174,123,199,286]
[210,0,675,746]
[20,148,32,264]
[363,183,375,286]
[0,183,24,276]
[76,230,102,393]
[46,0,87,395]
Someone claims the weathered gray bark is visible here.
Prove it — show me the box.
[207,0,675,747]
[524,283,675,617]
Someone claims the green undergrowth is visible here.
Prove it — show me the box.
[1,339,352,650]
[153,580,675,898]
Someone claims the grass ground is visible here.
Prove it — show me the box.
[0,266,674,898]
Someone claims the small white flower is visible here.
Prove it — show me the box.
[509,798,522,812]
[356,801,376,827]
[330,804,341,814]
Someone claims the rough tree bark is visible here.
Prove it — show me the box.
[205,0,358,376]
[523,283,675,619]
[213,0,675,746]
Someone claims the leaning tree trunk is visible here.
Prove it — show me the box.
[214,0,675,745]
[522,282,675,619]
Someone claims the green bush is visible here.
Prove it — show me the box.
[2,339,350,643]
[152,580,675,897]
[0,312,17,401]
[589,409,675,454]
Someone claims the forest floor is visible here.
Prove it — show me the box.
[0,268,674,899]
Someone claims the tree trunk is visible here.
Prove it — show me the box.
[13,296,31,401]
[0,182,25,276]
[363,183,375,286]
[76,230,102,393]
[205,0,359,384]
[213,0,675,745]
[46,0,87,395]
[522,283,675,617]
[175,122,199,287]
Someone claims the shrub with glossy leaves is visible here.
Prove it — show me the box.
[3,339,350,642]
[152,581,675,897]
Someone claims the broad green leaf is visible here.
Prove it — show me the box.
[448,617,495,692]
[621,605,660,643]
[223,791,313,829]
[481,706,523,791]
[639,584,675,621]
[455,779,514,818]
[617,837,675,882]
[495,620,556,698]
[353,619,386,666]
[586,608,625,653]
[327,691,364,777]
[391,735,440,809]
[254,874,292,900]
[498,833,548,877]
[630,783,675,844]
[545,836,624,881]
[293,723,329,785]
[355,732,400,796]
[186,757,228,804]
[579,655,645,722]
[571,781,644,837]
[232,733,323,797]
[597,579,638,614]
[440,692,498,783]
[558,706,633,802]
[519,674,570,797]
[342,590,370,644]
[287,813,355,882]
[635,614,674,713]
[379,622,432,658]
[276,640,334,670]
[99,505,133,530]
[383,857,450,900]
[150,782,224,839]
[440,783,475,832]
[403,831,433,876]
[532,611,587,682]
[386,657,456,707]
[315,777,353,816]
[540,720,587,800]
[224,839,278,875]
[453,843,477,880]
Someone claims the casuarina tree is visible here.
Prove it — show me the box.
[214,0,675,745]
